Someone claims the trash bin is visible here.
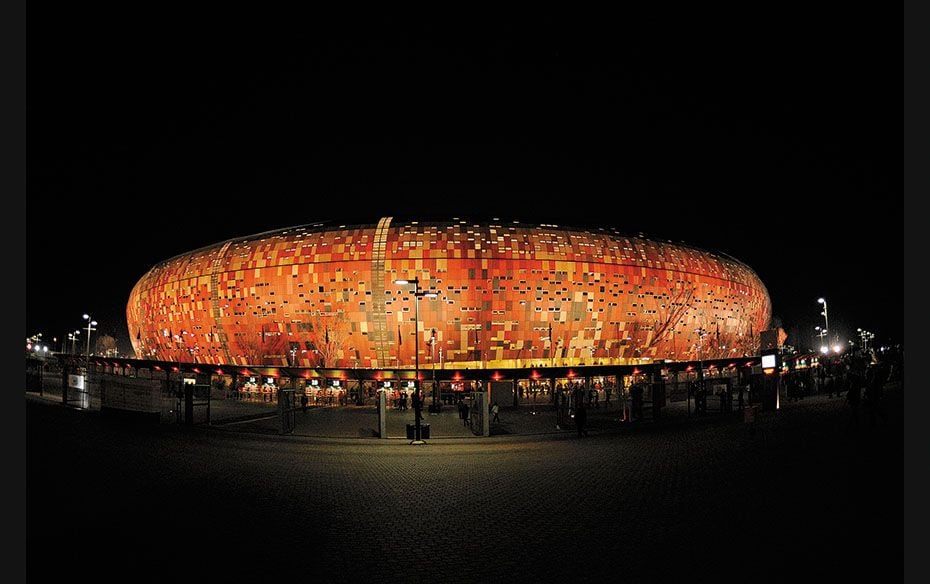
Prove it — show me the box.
[405,423,430,440]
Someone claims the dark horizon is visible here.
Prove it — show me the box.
[26,11,902,355]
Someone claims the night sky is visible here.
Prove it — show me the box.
[26,8,901,355]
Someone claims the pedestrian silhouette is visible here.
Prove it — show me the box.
[864,361,888,427]
[846,365,863,429]
[574,402,588,437]
[491,401,500,423]
[630,382,644,421]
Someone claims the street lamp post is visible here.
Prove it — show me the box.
[82,314,97,409]
[27,333,42,352]
[815,326,828,354]
[857,328,874,354]
[68,330,80,355]
[82,314,97,361]
[394,278,437,443]
[429,329,438,411]
[695,327,708,416]
[817,298,830,350]
[696,327,707,380]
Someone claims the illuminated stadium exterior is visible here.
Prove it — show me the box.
[127,217,770,368]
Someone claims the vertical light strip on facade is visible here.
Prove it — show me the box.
[209,241,233,364]
[370,216,393,367]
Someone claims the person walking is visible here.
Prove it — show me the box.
[491,401,500,423]
[574,402,588,437]
[864,361,888,427]
[630,382,644,422]
[846,363,863,429]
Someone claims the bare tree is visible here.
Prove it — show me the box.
[306,310,350,368]
[236,332,264,366]
[95,334,118,357]
[651,286,695,344]
[639,285,697,358]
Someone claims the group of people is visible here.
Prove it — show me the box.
[843,353,890,428]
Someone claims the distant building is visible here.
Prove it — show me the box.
[127,217,770,367]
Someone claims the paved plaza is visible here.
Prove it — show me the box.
[26,384,902,583]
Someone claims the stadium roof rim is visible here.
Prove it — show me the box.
[154,217,755,271]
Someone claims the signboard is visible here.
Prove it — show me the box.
[68,374,85,390]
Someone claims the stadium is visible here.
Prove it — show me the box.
[127,217,770,368]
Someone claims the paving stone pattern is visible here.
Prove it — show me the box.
[27,385,901,583]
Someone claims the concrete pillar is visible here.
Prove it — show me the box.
[378,390,388,438]
[474,391,490,437]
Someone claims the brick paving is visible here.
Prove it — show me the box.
[26,384,902,583]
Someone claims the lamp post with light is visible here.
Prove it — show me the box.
[82,314,97,362]
[82,314,97,409]
[857,328,874,354]
[394,278,437,443]
[815,326,828,354]
[68,330,80,354]
[817,298,830,350]
[429,329,439,412]
[27,333,43,354]
[696,327,708,382]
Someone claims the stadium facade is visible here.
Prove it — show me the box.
[127,217,770,368]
